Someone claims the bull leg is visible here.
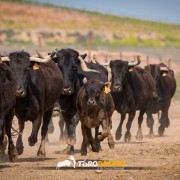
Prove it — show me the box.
[81,124,88,156]
[146,113,155,138]
[37,109,53,157]
[98,119,115,149]
[5,110,18,162]
[136,109,145,141]
[158,110,169,137]
[62,114,78,155]
[124,111,136,143]
[94,126,101,150]
[16,118,25,155]
[0,116,8,155]
[115,114,126,140]
[28,116,42,146]
[84,126,99,153]
[0,115,5,154]
[59,113,65,141]
[62,119,75,155]
[46,118,54,143]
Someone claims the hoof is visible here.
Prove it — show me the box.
[63,145,74,155]
[97,135,104,141]
[91,143,100,152]
[147,132,155,138]
[136,128,143,141]
[37,150,46,157]
[108,139,115,149]
[0,145,5,155]
[115,131,122,141]
[28,136,37,146]
[124,132,131,143]
[9,154,18,162]
[8,144,18,162]
[16,145,24,155]
[81,148,87,156]
[158,125,165,137]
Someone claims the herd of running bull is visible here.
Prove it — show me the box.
[0,48,176,162]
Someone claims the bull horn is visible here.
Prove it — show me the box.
[0,56,10,62]
[78,56,100,73]
[30,55,52,63]
[93,54,99,64]
[128,56,141,66]
[160,66,169,71]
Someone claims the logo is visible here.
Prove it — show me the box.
[56,156,125,170]
[56,156,76,169]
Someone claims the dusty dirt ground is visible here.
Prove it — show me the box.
[0,103,180,180]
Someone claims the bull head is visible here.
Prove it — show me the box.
[110,56,141,93]
[83,79,111,107]
[1,51,54,98]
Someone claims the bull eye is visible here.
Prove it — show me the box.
[26,67,30,72]
[72,67,77,71]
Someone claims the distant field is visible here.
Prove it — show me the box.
[1,0,180,49]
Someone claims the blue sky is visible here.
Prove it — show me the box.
[38,0,180,24]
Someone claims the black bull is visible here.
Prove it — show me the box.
[110,59,155,142]
[50,48,108,155]
[145,63,176,137]
[2,51,63,158]
[0,62,17,162]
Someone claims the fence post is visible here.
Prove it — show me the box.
[120,52,123,59]
[146,55,149,65]
[168,58,171,68]
[87,31,92,61]
[159,56,162,63]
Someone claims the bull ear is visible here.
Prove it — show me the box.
[128,66,134,72]
[104,82,111,88]
[82,77,88,85]
[101,81,111,94]
[80,53,87,60]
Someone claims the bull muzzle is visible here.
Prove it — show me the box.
[112,85,123,92]
[87,98,97,106]
[61,88,72,95]
[16,89,26,97]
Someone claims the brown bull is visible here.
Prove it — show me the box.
[76,79,115,156]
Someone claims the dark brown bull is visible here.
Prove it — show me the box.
[0,58,17,162]
[1,51,63,158]
[76,79,115,156]
[145,63,176,137]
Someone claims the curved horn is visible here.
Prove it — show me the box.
[1,56,10,62]
[78,56,100,73]
[30,55,52,63]
[160,66,169,71]
[93,54,98,64]
[128,56,141,66]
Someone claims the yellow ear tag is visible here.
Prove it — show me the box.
[104,86,111,94]
[162,72,168,76]
[33,63,39,70]
[128,67,133,72]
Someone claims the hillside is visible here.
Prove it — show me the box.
[0,1,180,49]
